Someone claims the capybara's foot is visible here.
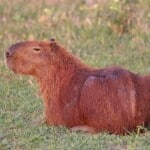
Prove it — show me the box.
[71,125,96,134]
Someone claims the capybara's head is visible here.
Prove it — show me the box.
[6,40,60,76]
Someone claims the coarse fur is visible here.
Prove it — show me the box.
[6,39,150,134]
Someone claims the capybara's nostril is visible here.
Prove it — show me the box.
[6,51,11,57]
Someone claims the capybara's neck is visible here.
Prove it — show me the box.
[36,47,93,101]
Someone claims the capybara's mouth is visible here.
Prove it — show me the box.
[6,58,17,73]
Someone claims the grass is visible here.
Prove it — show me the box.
[0,0,150,149]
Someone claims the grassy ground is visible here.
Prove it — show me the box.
[0,0,150,149]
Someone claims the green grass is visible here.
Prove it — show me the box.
[0,0,150,149]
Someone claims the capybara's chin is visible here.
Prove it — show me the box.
[6,58,17,73]
[6,59,26,75]
[6,58,34,75]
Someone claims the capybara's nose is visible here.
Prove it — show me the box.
[6,51,12,58]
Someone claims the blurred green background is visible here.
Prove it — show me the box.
[0,0,150,149]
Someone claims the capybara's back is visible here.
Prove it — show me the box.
[6,39,150,134]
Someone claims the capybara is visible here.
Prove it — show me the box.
[6,39,150,134]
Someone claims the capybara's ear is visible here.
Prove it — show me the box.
[49,41,59,52]
[49,38,55,42]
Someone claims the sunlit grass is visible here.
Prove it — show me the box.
[0,0,150,149]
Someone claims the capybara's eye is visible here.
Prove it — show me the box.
[33,47,41,51]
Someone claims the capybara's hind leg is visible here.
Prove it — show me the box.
[71,125,96,133]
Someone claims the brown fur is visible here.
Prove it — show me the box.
[6,40,150,134]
